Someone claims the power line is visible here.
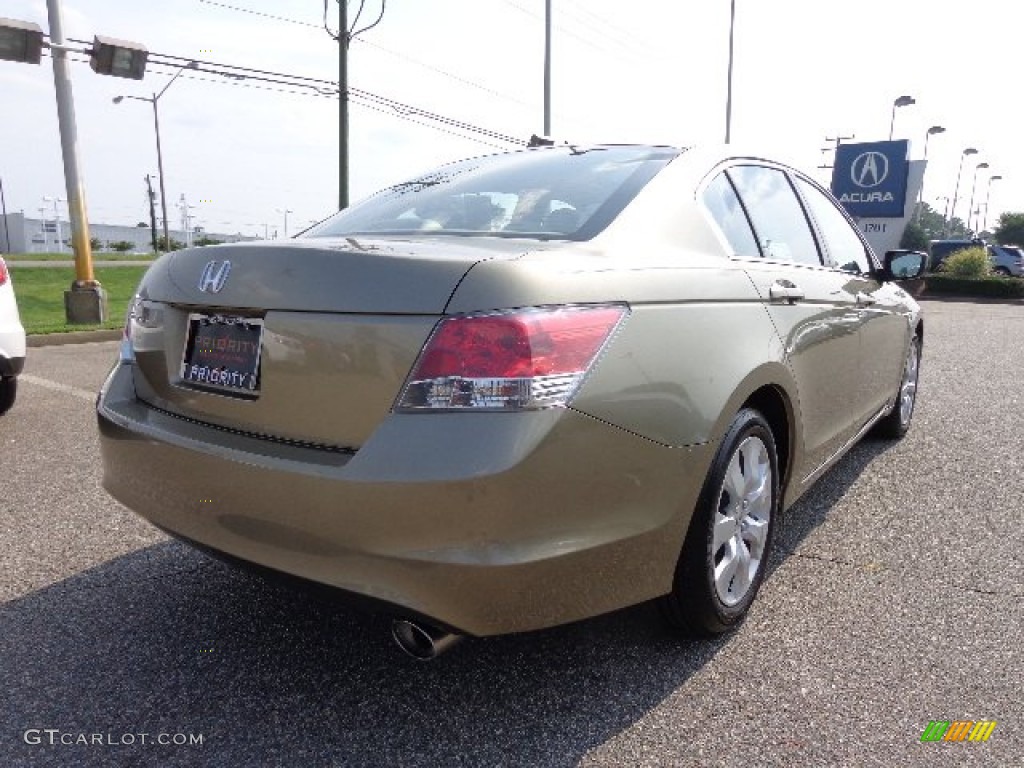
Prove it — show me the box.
[557,1,649,59]
[196,0,531,108]
[561,0,665,57]
[198,0,319,28]
[351,99,509,151]
[355,36,536,109]
[63,38,519,144]
[349,0,387,39]
[497,0,650,63]
[48,50,522,149]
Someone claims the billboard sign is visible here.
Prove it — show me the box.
[831,140,909,218]
[855,159,925,256]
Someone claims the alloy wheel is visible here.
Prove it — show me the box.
[712,435,772,606]
[899,340,920,426]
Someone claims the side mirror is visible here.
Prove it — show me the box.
[882,249,927,280]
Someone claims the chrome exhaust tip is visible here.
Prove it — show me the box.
[391,619,461,660]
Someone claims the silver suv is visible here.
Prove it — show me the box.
[990,245,1024,277]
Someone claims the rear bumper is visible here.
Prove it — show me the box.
[0,354,24,377]
[0,315,25,375]
[97,362,711,636]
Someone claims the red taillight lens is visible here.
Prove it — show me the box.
[0,257,8,286]
[398,305,627,411]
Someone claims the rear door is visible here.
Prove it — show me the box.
[702,164,865,480]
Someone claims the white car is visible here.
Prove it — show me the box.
[0,255,26,415]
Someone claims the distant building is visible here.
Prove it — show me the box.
[0,212,254,254]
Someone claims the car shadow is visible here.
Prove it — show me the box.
[1,439,894,768]
[769,435,898,570]
[1,540,729,768]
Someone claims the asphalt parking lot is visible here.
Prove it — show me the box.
[1,298,1020,767]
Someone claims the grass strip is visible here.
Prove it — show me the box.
[4,252,156,262]
[9,265,148,334]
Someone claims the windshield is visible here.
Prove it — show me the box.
[306,145,680,241]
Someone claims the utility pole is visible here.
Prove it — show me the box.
[44,196,65,252]
[818,133,855,172]
[0,176,10,253]
[145,174,158,253]
[38,206,49,251]
[331,1,385,211]
[178,193,197,247]
[338,0,349,211]
[725,0,736,143]
[544,0,551,136]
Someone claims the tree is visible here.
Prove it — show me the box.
[993,212,1024,246]
[900,221,929,251]
[914,202,945,241]
[913,201,970,240]
[157,235,185,252]
[89,237,103,251]
[110,240,135,252]
[194,236,223,247]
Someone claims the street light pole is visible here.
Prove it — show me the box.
[45,0,110,322]
[45,0,98,292]
[43,195,65,252]
[725,0,736,143]
[915,125,945,223]
[936,196,950,233]
[947,147,977,237]
[889,95,916,140]
[277,208,294,239]
[152,95,170,249]
[967,162,989,236]
[982,175,1002,234]
[114,61,196,252]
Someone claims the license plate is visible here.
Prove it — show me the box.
[180,313,264,396]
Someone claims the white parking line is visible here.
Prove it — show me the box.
[20,374,96,403]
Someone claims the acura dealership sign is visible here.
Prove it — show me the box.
[831,140,909,218]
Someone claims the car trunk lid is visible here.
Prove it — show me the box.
[128,237,532,448]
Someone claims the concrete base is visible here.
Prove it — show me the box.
[64,285,108,325]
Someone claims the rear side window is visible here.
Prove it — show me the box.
[702,173,759,257]
[727,165,821,266]
[794,177,871,274]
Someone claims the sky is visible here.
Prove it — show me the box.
[0,0,1018,240]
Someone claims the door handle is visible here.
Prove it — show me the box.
[856,292,877,306]
[769,280,804,304]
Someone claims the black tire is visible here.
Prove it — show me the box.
[0,376,16,416]
[873,334,920,440]
[994,267,1011,277]
[659,408,780,636]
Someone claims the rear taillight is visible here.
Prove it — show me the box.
[120,294,159,364]
[120,295,141,363]
[0,257,8,286]
[397,304,627,411]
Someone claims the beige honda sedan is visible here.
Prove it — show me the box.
[97,144,925,658]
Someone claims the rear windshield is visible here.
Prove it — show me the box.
[306,145,680,241]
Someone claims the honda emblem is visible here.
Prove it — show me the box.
[198,260,231,293]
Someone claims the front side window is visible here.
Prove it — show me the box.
[726,165,822,266]
[306,146,680,242]
[795,177,871,274]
